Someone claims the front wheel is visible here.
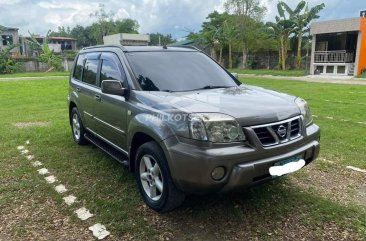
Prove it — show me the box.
[135,142,185,212]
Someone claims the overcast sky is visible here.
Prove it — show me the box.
[0,0,365,39]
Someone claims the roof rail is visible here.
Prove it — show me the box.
[82,44,127,51]
[175,45,202,52]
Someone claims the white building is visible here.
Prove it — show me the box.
[103,33,150,46]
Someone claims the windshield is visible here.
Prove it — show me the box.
[126,51,239,92]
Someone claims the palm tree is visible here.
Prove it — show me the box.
[223,19,238,69]
[280,1,325,69]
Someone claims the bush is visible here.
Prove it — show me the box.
[246,59,258,69]
[0,46,22,74]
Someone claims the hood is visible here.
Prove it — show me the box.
[134,85,300,126]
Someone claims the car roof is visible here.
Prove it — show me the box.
[123,46,196,52]
[81,44,197,53]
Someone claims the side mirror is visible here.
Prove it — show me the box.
[231,73,239,79]
[101,80,126,96]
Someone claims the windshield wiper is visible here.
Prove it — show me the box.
[187,85,232,92]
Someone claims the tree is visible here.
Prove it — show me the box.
[266,2,296,70]
[223,17,239,69]
[224,0,267,68]
[49,26,71,37]
[202,11,230,64]
[187,11,230,63]
[89,4,115,44]
[114,19,139,34]
[28,30,62,71]
[70,25,96,48]
[280,1,325,69]
[149,33,176,46]
[0,44,21,74]
[89,4,140,44]
[224,0,266,21]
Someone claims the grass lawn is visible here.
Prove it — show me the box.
[0,77,365,240]
[229,68,307,76]
[0,71,70,78]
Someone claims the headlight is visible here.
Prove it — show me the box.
[295,98,313,126]
[189,113,246,143]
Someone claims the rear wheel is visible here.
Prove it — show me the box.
[135,141,185,212]
[71,107,87,145]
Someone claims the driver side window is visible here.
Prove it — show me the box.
[100,59,122,85]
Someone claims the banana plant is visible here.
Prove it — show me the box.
[27,30,62,71]
[266,2,296,70]
[280,1,325,69]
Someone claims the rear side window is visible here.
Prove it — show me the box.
[73,54,85,80]
[82,60,99,86]
[100,59,121,82]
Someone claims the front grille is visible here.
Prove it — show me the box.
[250,117,302,147]
[253,127,276,146]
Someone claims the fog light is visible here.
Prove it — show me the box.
[211,166,226,181]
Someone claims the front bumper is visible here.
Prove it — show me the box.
[162,124,320,194]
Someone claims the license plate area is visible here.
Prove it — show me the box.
[270,155,305,177]
[274,155,302,166]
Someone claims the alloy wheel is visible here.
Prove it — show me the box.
[139,154,164,201]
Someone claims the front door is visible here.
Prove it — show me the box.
[93,52,128,151]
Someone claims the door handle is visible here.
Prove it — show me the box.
[76,87,81,92]
[95,94,101,102]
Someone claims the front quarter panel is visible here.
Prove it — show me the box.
[127,113,176,145]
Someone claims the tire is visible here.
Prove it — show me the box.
[135,141,185,212]
[70,107,87,145]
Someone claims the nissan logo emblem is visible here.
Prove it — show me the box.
[277,125,287,138]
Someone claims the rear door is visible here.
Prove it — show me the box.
[71,52,101,130]
[93,52,128,150]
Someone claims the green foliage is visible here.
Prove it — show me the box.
[50,4,140,48]
[27,31,62,71]
[280,1,325,69]
[89,4,140,44]
[267,2,297,70]
[149,33,176,46]
[187,11,231,63]
[0,45,22,74]
[224,0,267,21]
[189,4,275,68]
[49,26,71,37]
[70,25,96,48]
[114,19,139,34]
[60,50,77,60]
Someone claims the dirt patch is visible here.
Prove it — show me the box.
[0,196,93,241]
[290,159,366,207]
[13,122,50,128]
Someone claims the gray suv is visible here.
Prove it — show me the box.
[68,45,320,212]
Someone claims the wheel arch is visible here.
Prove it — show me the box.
[127,114,175,172]
[69,101,77,125]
